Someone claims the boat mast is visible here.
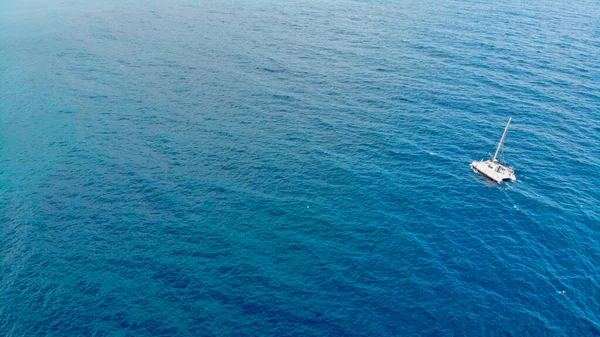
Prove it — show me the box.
[492,117,512,162]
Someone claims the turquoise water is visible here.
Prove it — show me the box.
[1,0,599,336]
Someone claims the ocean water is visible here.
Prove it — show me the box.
[1,0,599,335]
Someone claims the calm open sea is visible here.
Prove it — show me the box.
[1,0,599,336]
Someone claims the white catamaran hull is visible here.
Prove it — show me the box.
[471,117,516,183]
[471,160,516,183]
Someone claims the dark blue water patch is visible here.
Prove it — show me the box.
[1,0,599,336]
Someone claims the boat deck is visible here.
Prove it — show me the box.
[471,160,516,183]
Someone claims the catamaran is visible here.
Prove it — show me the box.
[471,117,516,183]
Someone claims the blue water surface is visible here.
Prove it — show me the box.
[1,0,599,336]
